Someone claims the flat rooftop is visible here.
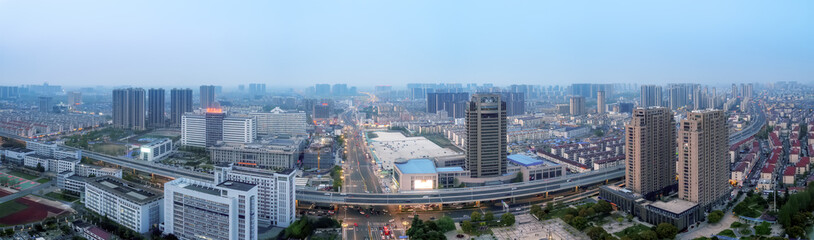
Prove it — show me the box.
[508,154,557,167]
[369,131,460,170]
[217,180,256,192]
[87,176,162,204]
[436,166,465,173]
[646,198,698,214]
[395,159,437,174]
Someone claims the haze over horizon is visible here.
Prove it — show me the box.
[1,0,813,87]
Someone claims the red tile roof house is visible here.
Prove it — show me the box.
[783,166,796,185]
[797,157,811,175]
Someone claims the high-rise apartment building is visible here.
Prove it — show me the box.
[147,88,165,128]
[214,164,296,227]
[315,84,331,96]
[67,91,82,109]
[164,178,258,240]
[668,84,694,110]
[249,83,266,95]
[465,93,508,178]
[569,96,585,115]
[113,88,146,130]
[596,91,606,114]
[640,85,662,107]
[502,92,525,116]
[625,107,676,200]
[427,92,469,118]
[170,88,193,127]
[571,83,614,98]
[200,85,216,109]
[678,110,729,209]
[0,86,19,99]
[38,96,52,113]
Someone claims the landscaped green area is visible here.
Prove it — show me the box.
[7,170,39,180]
[35,178,50,184]
[0,200,28,219]
[733,193,768,218]
[717,229,737,238]
[45,192,78,202]
[89,143,128,156]
[613,224,650,238]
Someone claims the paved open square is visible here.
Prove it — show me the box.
[492,214,589,240]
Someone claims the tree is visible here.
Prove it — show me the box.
[531,204,543,218]
[484,211,494,222]
[470,211,482,222]
[639,230,659,240]
[436,216,456,232]
[787,225,806,239]
[36,162,45,172]
[545,202,554,213]
[655,223,678,240]
[587,226,608,240]
[754,222,771,236]
[461,220,473,233]
[512,172,524,183]
[501,212,515,226]
[570,216,588,230]
[593,200,613,215]
[707,210,724,224]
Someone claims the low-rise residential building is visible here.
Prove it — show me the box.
[84,176,163,233]
[783,166,796,185]
[139,138,173,162]
[214,164,296,227]
[164,178,259,240]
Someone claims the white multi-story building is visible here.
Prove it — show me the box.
[26,141,82,160]
[139,138,173,162]
[214,164,296,227]
[24,154,79,173]
[209,141,300,169]
[84,176,163,233]
[164,178,258,240]
[250,107,307,136]
[223,117,256,144]
[75,163,123,178]
[181,113,207,148]
[56,171,87,194]
[2,148,35,165]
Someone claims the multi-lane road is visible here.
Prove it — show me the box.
[340,110,383,194]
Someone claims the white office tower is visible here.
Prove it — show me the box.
[223,116,256,144]
[84,176,164,233]
[181,113,206,147]
[249,107,307,136]
[214,164,296,227]
[164,178,258,240]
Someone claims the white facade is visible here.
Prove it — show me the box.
[209,142,299,169]
[26,141,58,157]
[181,114,206,147]
[2,148,35,164]
[250,108,307,136]
[214,164,296,227]
[24,154,78,173]
[223,117,256,144]
[140,138,173,162]
[75,164,123,178]
[84,176,163,233]
[164,178,258,240]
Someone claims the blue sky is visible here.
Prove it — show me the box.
[1,0,812,87]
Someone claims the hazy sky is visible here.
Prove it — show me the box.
[1,1,812,87]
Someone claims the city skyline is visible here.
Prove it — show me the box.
[2,1,813,87]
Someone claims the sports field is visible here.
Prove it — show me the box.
[0,172,41,190]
